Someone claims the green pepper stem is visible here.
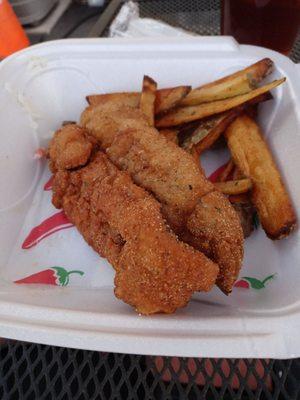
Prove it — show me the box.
[262,274,275,285]
[67,270,84,277]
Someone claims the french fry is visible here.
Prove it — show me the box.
[196,110,241,154]
[86,92,140,108]
[225,114,297,239]
[229,193,257,238]
[229,193,251,204]
[232,166,245,180]
[159,129,179,144]
[214,178,253,195]
[86,85,191,115]
[178,112,236,152]
[180,58,274,106]
[217,159,235,182]
[179,115,223,151]
[178,93,271,153]
[155,86,191,114]
[156,78,285,127]
[140,75,157,126]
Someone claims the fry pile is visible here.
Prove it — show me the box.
[87,58,296,240]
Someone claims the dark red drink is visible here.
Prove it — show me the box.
[222,0,300,54]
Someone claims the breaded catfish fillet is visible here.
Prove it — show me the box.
[80,103,244,293]
[81,105,210,228]
[49,126,218,314]
[49,124,92,170]
[185,191,244,293]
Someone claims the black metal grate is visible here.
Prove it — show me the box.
[0,340,299,399]
[138,0,221,36]
[136,0,300,63]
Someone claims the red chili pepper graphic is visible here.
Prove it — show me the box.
[44,175,54,191]
[234,274,275,290]
[234,279,250,289]
[208,162,229,183]
[22,211,73,249]
[15,267,84,286]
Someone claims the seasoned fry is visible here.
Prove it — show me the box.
[229,193,251,204]
[214,179,253,195]
[225,114,297,239]
[159,129,179,144]
[86,92,140,108]
[217,159,235,182]
[197,111,241,154]
[229,194,257,238]
[182,93,273,154]
[86,85,191,115]
[156,78,285,127]
[179,111,239,153]
[180,58,274,106]
[232,166,245,180]
[140,75,157,126]
[155,86,191,114]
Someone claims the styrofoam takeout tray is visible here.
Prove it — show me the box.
[0,37,300,358]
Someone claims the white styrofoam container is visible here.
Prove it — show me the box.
[0,37,300,358]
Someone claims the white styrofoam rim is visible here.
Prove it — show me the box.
[1,37,300,358]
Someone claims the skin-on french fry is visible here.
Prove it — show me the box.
[155,86,191,114]
[179,112,237,152]
[86,85,191,115]
[178,92,272,154]
[180,58,274,106]
[229,193,257,238]
[86,92,140,108]
[214,178,253,195]
[159,129,179,144]
[217,159,235,182]
[140,75,157,126]
[229,193,251,204]
[225,114,297,239]
[232,166,245,180]
[156,78,285,128]
[195,110,241,154]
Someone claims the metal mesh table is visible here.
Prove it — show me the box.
[1,1,300,399]
[0,341,299,399]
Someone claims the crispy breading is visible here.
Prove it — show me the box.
[185,191,244,294]
[50,126,219,314]
[49,124,92,171]
[81,104,212,232]
[80,102,244,293]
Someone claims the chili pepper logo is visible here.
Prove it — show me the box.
[22,211,74,249]
[15,267,84,286]
[44,175,54,191]
[208,162,229,183]
[234,274,275,289]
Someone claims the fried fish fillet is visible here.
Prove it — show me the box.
[81,104,212,232]
[49,126,219,314]
[80,102,244,293]
[49,124,92,170]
